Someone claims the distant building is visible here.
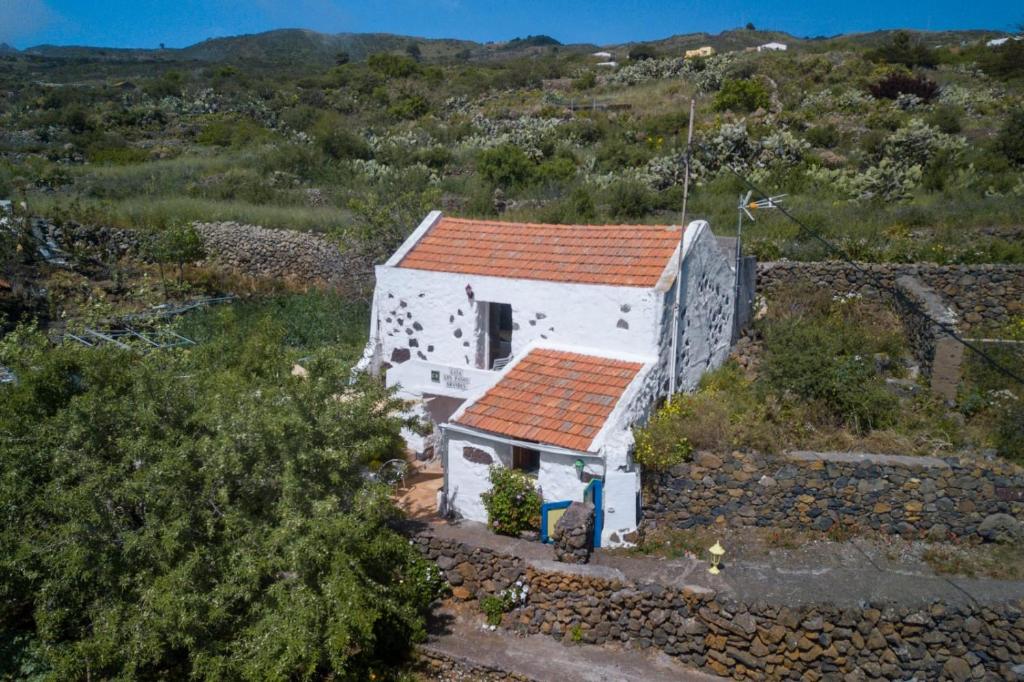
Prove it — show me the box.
[591,50,613,59]
[986,37,1021,47]
[757,42,788,52]
[595,61,618,68]
[684,46,716,59]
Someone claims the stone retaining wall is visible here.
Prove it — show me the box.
[758,261,1024,330]
[411,524,1024,680]
[517,564,1024,681]
[642,450,1024,540]
[192,222,356,284]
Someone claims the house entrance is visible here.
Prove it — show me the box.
[479,301,513,369]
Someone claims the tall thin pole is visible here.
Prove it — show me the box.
[668,98,696,402]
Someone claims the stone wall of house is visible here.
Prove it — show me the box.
[642,450,1024,540]
[757,261,1024,330]
[410,523,1024,680]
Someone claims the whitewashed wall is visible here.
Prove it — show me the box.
[370,266,665,375]
[445,431,511,522]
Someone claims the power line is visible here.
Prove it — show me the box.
[683,141,1024,389]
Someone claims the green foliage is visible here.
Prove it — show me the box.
[926,105,962,134]
[387,93,430,120]
[143,70,186,98]
[368,53,421,79]
[977,39,1024,80]
[573,70,597,90]
[633,400,693,472]
[197,116,271,148]
[480,595,509,626]
[146,221,206,284]
[867,31,938,68]
[477,144,535,189]
[713,78,770,113]
[997,109,1024,166]
[313,113,372,160]
[0,309,436,679]
[759,293,901,432]
[607,179,654,218]
[481,467,541,537]
[628,45,659,61]
[805,123,840,148]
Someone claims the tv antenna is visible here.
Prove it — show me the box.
[733,191,785,340]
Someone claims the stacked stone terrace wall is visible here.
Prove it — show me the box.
[192,222,355,284]
[757,261,1024,330]
[643,450,1024,539]
[410,523,1024,680]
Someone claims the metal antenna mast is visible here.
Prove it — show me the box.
[668,98,696,402]
[733,192,784,340]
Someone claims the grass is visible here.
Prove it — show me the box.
[27,194,354,233]
[922,543,1024,580]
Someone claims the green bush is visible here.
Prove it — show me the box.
[368,53,421,79]
[388,93,430,120]
[713,79,770,113]
[867,31,938,68]
[805,123,840,149]
[481,467,541,537]
[196,117,270,148]
[997,109,1024,166]
[313,114,372,160]
[633,400,694,471]
[477,144,535,189]
[760,307,899,432]
[926,105,962,134]
[607,179,654,218]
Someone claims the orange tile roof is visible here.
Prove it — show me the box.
[453,348,644,452]
[398,216,681,287]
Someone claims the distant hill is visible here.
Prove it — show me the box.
[0,43,17,54]
[18,26,1013,65]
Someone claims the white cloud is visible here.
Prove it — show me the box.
[0,0,60,44]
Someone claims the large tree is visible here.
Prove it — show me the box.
[0,314,439,680]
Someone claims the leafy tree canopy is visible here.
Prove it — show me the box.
[0,305,441,681]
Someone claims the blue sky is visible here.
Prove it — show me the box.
[1,0,1020,49]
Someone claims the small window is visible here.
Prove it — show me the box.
[512,446,540,475]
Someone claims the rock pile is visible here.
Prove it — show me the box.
[550,501,594,564]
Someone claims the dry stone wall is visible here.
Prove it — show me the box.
[410,523,1024,680]
[642,450,1024,540]
[192,222,355,284]
[758,261,1024,330]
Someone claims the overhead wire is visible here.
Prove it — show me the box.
[680,140,1024,388]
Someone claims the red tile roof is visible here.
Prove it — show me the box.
[453,348,645,452]
[398,216,680,287]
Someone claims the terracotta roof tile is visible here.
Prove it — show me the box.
[454,348,644,452]
[399,217,680,287]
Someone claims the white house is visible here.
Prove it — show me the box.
[591,50,613,59]
[359,212,737,546]
[757,42,788,52]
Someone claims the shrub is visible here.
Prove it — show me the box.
[867,31,938,68]
[368,53,421,79]
[481,466,541,537]
[607,179,654,218]
[573,71,597,90]
[633,400,694,471]
[868,72,939,102]
[313,114,372,160]
[759,309,899,432]
[997,109,1024,167]
[387,94,430,120]
[926,105,962,134]
[713,78,770,113]
[477,144,535,189]
[805,123,840,149]
[628,45,659,61]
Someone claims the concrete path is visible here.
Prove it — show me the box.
[423,605,724,682]
[421,520,1024,608]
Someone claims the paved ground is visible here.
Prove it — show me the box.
[425,519,1024,608]
[395,458,443,519]
[423,603,724,682]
